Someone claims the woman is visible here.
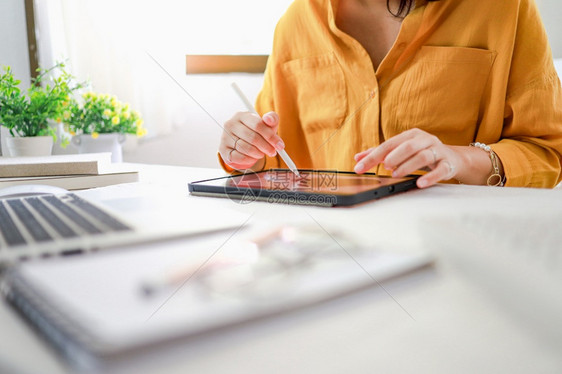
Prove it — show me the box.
[219,0,562,188]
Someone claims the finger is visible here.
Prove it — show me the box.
[228,149,261,169]
[219,128,269,168]
[354,144,391,173]
[261,112,285,150]
[354,131,421,173]
[378,128,437,164]
[354,148,373,162]
[417,160,456,188]
[262,111,279,127]
[237,112,284,151]
[390,149,435,178]
[230,125,278,157]
[226,113,278,156]
[220,147,260,170]
[383,137,438,171]
[354,152,381,174]
[231,137,268,160]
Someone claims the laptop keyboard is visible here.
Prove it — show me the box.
[0,194,132,250]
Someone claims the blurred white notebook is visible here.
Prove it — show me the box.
[2,227,431,371]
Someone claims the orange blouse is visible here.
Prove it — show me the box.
[238,0,562,187]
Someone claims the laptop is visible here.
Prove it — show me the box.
[0,191,245,266]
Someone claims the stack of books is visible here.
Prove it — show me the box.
[0,153,139,190]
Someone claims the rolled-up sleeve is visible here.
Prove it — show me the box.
[491,0,562,188]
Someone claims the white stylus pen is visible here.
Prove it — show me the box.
[231,82,300,177]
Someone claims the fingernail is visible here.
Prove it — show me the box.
[354,162,364,173]
[418,179,428,188]
[263,114,272,124]
[269,150,277,157]
[276,140,285,150]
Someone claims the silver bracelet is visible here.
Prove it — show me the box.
[470,142,505,187]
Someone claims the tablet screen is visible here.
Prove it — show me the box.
[214,170,412,195]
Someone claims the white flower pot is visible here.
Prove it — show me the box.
[72,133,126,163]
[5,136,54,157]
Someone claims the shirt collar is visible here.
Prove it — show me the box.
[329,0,429,24]
[328,0,339,34]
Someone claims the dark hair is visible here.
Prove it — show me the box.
[388,0,440,17]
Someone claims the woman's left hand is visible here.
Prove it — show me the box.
[354,128,462,188]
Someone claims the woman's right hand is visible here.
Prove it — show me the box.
[219,111,284,170]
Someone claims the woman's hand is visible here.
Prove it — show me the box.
[219,111,284,171]
[354,128,463,188]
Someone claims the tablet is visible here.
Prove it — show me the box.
[188,169,419,207]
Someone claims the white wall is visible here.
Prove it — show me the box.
[0,0,31,156]
[537,0,562,58]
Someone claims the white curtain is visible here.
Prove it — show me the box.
[35,0,181,139]
[33,0,293,137]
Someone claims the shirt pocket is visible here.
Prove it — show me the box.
[282,52,347,133]
[389,46,496,143]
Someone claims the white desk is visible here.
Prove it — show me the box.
[1,164,561,374]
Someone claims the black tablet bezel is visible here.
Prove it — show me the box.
[188,169,419,207]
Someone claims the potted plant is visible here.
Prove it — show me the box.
[0,62,83,156]
[65,92,146,162]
